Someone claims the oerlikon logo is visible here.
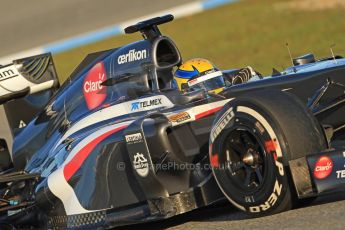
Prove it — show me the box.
[83,62,107,110]
[313,156,333,180]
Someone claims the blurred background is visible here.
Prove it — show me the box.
[1,0,344,83]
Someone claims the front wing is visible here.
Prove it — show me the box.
[290,148,345,198]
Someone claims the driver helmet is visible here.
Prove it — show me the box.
[174,58,225,94]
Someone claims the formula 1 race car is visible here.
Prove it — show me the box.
[1,14,345,229]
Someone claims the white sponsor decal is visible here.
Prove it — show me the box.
[249,180,282,212]
[18,120,26,128]
[336,170,345,179]
[125,133,143,144]
[117,49,147,64]
[133,152,149,177]
[245,195,255,203]
[187,71,223,87]
[0,65,18,81]
[83,72,105,93]
[255,121,265,134]
[275,159,285,177]
[210,107,234,142]
[315,162,332,172]
[131,98,162,111]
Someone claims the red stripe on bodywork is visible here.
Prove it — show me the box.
[195,106,223,120]
[63,125,127,181]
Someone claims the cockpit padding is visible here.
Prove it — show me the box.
[162,89,206,105]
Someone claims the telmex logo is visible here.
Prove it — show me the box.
[117,49,147,64]
[131,98,162,111]
[83,62,107,110]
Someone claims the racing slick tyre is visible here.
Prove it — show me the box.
[209,89,327,216]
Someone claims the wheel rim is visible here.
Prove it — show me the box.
[221,125,269,194]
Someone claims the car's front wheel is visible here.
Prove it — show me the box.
[209,89,327,216]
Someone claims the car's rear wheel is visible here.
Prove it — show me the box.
[209,89,327,216]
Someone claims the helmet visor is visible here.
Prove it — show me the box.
[188,71,225,92]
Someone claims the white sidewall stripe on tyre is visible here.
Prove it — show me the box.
[237,106,283,158]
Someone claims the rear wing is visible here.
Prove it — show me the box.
[0,53,59,161]
[0,53,59,104]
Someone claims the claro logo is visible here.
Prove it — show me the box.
[117,49,147,64]
[83,62,107,110]
[314,156,333,180]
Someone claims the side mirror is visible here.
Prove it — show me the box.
[101,74,132,86]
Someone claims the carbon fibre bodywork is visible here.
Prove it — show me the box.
[2,15,345,228]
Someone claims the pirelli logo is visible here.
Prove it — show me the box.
[210,107,234,142]
[0,66,18,81]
